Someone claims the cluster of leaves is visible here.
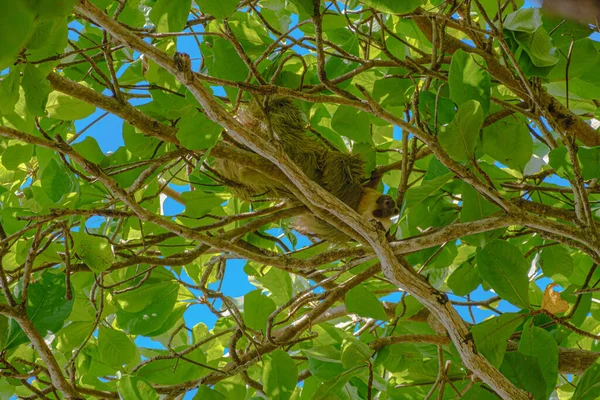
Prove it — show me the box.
[0,0,599,399]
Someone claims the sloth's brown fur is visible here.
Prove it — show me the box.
[214,96,397,243]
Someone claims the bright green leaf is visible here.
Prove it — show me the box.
[359,0,424,13]
[244,290,277,331]
[177,109,222,151]
[98,326,136,367]
[195,0,239,18]
[519,323,558,398]
[500,352,547,399]
[74,233,114,274]
[579,146,600,180]
[481,115,533,170]
[340,337,371,369]
[193,386,226,400]
[573,360,600,400]
[1,143,33,170]
[182,191,230,218]
[40,158,76,203]
[22,64,52,117]
[149,0,192,33]
[449,50,491,115]
[331,106,371,143]
[116,283,179,335]
[448,262,482,297]
[471,312,523,367]
[403,172,453,209]
[345,285,388,321]
[0,2,35,69]
[477,240,530,309]
[5,271,74,350]
[439,100,483,162]
[46,91,96,121]
[262,349,298,400]
[72,137,105,164]
[117,376,159,400]
[0,67,22,114]
[539,245,574,278]
[503,8,543,33]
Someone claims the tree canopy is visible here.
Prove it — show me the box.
[0,0,600,399]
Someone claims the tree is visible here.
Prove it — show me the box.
[0,0,599,398]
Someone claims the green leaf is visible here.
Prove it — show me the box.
[205,37,248,82]
[395,295,424,319]
[289,0,314,16]
[438,100,483,162]
[114,280,175,313]
[116,282,179,335]
[0,67,22,115]
[22,64,52,117]
[512,27,559,68]
[55,321,95,353]
[244,290,277,331]
[380,343,423,372]
[359,0,424,14]
[403,172,453,209]
[313,368,363,400]
[460,182,501,246]
[46,92,96,121]
[539,245,574,278]
[182,191,230,218]
[0,2,35,69]
[176,109,222,151]
[262,349,298,400]
[40,158,76,203]
[331,106,371,143]
[117,376,159,400]
[461,384,500,400]
[122,122,162,159]
[503,8,542,33]
[98,326,136,367]
[6,271,74,350]
[549,146,574,179]
[72,137,105,164]
[448,262,482,297]
[449,49,491,115]
[1,142,33,170]
[481,115,533,170]
[579,146,600,180]
[477,240,530,309]
[149,0,192,33]
[340,337,371,369]
[519,323,558,399]
[74,233,114,274]
[254,267,293,305]
[304,346,344,379]
[500,352,546,399]
[27,17,68,62]
[542,10,593,47]
[418,91,455,127]
[345,285,388,321]
[137,346,206,384]
[24,0,78,18]
[195,0,239,18]
[548,39,599,81]
[193,386,226,400]
[470,312,523,367]
[573,360,600,400]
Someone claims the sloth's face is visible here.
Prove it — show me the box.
[372,195,399,218]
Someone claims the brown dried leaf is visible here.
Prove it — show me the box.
[541,283,569,314]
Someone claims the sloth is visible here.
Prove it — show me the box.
[213,96,399,243]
